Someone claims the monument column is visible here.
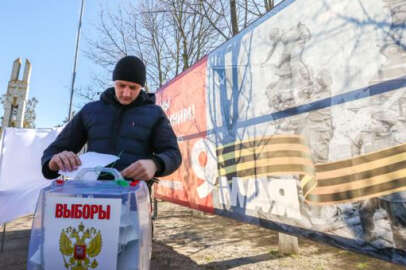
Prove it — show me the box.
[2,58,31,128]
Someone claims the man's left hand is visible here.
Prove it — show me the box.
[121,159,157,180]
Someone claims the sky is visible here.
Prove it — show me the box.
[0,1,108,128]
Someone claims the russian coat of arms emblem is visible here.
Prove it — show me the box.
[59,222,102,270]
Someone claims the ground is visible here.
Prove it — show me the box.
[0,201,404,270]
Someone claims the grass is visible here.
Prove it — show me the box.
[356,262,369,269]
[269,248,284,259]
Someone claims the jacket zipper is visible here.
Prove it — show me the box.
[112,106,125,154]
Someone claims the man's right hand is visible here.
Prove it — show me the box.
[48,151,81,172]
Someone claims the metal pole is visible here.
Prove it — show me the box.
[152,198,158,220]
[0,130,6,253]
[1,223,6,252]
[68,0,85,121]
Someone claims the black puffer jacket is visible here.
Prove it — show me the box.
[41,87,181,179]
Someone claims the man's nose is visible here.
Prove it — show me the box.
[122,87,132,96]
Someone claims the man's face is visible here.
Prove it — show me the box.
[114,80,143,105]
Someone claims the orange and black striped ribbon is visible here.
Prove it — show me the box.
[216,135,406,205]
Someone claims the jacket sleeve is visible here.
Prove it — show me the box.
[151,108,182,177]
[41,109,88,179]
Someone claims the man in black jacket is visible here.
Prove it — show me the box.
[41,56,181,181]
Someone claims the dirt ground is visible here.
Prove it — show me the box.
[0,201,405,270]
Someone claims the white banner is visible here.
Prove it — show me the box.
[44,195,121,270]
[0,127,61,223]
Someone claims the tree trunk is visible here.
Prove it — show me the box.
[229,0,239,36]
[264,0,275,12]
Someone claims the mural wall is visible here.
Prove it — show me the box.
[155,0,406,265]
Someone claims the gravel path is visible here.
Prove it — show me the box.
[0,201,404,270]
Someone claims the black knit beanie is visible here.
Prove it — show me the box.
[112,56,146,86]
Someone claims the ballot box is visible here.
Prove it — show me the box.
[26,170,152,270]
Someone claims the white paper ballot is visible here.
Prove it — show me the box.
[59,152,119,180]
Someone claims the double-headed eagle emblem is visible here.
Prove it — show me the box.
[59,222,102,270]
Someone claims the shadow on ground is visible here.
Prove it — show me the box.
[0,229,31,270]
[152,201,406,270]
[1,202,405,270]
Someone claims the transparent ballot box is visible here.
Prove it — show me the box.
[27,170,152,270]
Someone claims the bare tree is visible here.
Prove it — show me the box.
[23,97,38,128]
[186,0,278,39]
[163,0,220,70]
[84,0,220,96]
[83,0,278,100]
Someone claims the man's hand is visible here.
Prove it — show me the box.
[121,159,157,180]
[48,151,81,172]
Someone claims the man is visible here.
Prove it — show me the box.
[41,55,181,181]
